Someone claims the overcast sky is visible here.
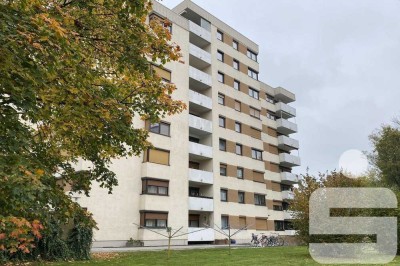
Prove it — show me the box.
[160,0,400,175]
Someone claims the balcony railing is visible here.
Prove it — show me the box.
[189,115,212,135]
[278,136,299,151]
[276,119,298,135]
[275,87,295,104]
[189,142,213,160]
[189,43,211,69]
[282,190,295,201]
[189,196,214,212]
[188,228,215,242]
[283,210,294,220]
[276,102,296,119]
[281,172,299,185]
[189,66,212,90]
[189,168,214,185]
[189,21,211,47]
[279,153,301,167]
[189,90,212,112]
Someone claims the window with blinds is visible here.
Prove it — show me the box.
[145,149,170,165]
[253,171,264,183]
[142,179,169,196]
[239,217,247,228]
[140,212,168,228]
[255,218,268,230]
[152,65,171,82]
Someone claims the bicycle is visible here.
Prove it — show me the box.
[265,233,284,247]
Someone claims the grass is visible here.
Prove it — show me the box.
[32,246,400,266]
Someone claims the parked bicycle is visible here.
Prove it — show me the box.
[265,233,284,247]
[250,233,284,247]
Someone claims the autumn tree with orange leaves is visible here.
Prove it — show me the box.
[0,0,185,261]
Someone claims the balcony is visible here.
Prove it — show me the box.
[279,153,301,167]
[189,66,212,91]
[282,190,295,201]
[189,196,214,212]
[284,211,294,220]
[188,228,215,242]
[278,136,299,152]
[189,43,211,69]
[275,102,296,119]
[281,172,299,185]
[189,168,214,185]
[189,115,212,136]
[189,21,211,48]
[189,142,213,160]
[189,90,212,113]
[284,230,296,236]
[275,87,295,104]
[276,119,298,135]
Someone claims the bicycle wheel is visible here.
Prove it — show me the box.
[277,237,284,246]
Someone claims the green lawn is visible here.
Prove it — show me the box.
[35,247,399,266]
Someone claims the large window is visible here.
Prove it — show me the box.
[217,30,223,41]
[220,189,228,202]
[219,138,227,151]
[140,212,168,228]
[152,65,172,82]
[218,72,225,83]
[247,49,258,61]
[275,221,285,231]
[237,167,244,179]
[145,149,170,165]
[149,122,170,136]
[234,80,240,91]
[218,93,225,105]
[254,194,266,206]
[238,191,245,204]
[233,40,239,50]
[220,164,227,176]
[250,107,260,119]
[249,88,259,100]
[217,50,224,62]
[248,68,259,80]
[189,215,200,228]
[233,59,239,70]
[221,215,229,229]
[236,144,243,155]
[252,148,263,161]
[235,122,242,133]
[142,179,169,196]
[219,116,226,128]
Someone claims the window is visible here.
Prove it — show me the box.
[220,164,227,176]
[220,189,228,202]
[266,94,275,104]
[239,217,247,228]
[249,88,259,100]
[238,192,245,204]
[235,122,242,133]
[233,59,239,70]
[236,144,243,155]
[275,221,285,231]
[250,107,260,119]
[252,148,263,161]
[142,179,169,196]
[218,93,225,105]
[221,215,229,229]
[218,72,225,83]
[254,194,266,206]
[234,80,240,91]
[219,139,226,151]
[234,101,241,112]
[149,122,170,136]
[247,49,258,61]
[273,205,283,211]
[140,212,168,228]
[267,111,276,121]
[189,136,200,143]
[189,215,200,228]
[219,116,226,128]
[217,30,223,41]
[248,68,259,80]
[189,187,200,197]
[233,40,238,50]
[152,65,172,82]
[149,13,172,33]
[145,149,170,165]
[237,167,244,179]
[217,50,224,62]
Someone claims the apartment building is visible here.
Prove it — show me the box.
[74,0,301,247]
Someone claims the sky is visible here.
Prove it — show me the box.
[159,0,400,175]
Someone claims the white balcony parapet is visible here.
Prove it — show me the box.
[188,228,215,242]
[281,172,299,185]
[189,90,212,111]
[275,87,295,104]
[189,197,214,212]
[276,102,296,118]
[189,168,214,185]
[276,119,298,135]
[284,210,295,220]
[189,43,211,65]
[282,190,295,201]
[189,66,212,89]
[189,115,212,135]
[284,230,296,236]
[278,136,299,151]
[279,153,301,167]
[189,142,213,160]
[189,21,211,43]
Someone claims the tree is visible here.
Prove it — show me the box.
[0,0,185,260]
[368,120,400,189]
[290,170,371,244]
